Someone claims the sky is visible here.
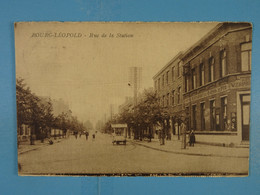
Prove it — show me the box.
[15,22,218,126]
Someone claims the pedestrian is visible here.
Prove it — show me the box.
[85,131,89,140]
[189,130,196,147]
[92,133,95,141]
[75,131,78,139]
[181,121,187,149]
[79,132,81,138]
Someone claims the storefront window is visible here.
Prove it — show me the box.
[201,102,205,130]
[221,97,228,130]
[210,100,216,130]
[192,105,197,130]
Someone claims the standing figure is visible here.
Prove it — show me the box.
[189,130,196,147]
[85,131,89,140]
[92,133,95,141]
[181,121,187,149]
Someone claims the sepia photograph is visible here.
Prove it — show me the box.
[15,22,252,176]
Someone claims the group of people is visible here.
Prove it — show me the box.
[74,131,96,141]
[158,123,196,147]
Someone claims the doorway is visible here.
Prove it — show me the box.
[241,94,250,141]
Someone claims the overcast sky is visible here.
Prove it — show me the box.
[15,22,218,125]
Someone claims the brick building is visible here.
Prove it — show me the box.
[154,22,252,146]
[153,52,185,139]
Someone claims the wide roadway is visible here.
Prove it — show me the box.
[18,133,248,175]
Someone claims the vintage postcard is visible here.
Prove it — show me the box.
[15,22,252,176]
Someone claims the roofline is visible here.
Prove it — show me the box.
[181,22,223,59]
[181,22,252,61]
[152,51,183,80]
[182,26,252,66]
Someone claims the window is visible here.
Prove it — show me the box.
[200,102,205,130]
[220,50,227,77]
[20,126,23,135]
[163,95,165,107]
[185,107,190,131]
[210,100,216,130]
[199,63,205,86]
[191,68,196,89]
[172,66,175,81]
[241,42,252,71]
[177,87,181,104]
[172,90,175,106]
[220,97,227,131]
[166,71,169,84]
[167,93,170,106]
[25,126,29,135]
[178,61,182,77]
[209,57,214,82]
[185,75,189,92]
[192,105,197,130]
[162,75,164,87]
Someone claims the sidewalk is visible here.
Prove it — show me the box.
[128,137,249,158]
[17,138,65,155]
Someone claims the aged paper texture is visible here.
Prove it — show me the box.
[15,22,251,176]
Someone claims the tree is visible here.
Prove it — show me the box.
[16,78,43,139]
[118,88,164,140]
[17,78,56,141]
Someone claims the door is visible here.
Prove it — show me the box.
[241,94,250,141]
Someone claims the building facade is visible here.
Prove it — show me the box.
[154,22,252,146]
[153,52,185,139]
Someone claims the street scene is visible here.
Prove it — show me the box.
[18,132,249,175]
[15,22,252,176]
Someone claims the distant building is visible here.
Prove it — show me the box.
[17,124,31,142]
[153,52,184,139]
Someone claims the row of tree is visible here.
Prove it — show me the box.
[16,78,86,140]
[101,88,185,141]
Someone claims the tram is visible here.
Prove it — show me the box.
[111,124,127,145]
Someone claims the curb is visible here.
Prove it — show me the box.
[129,140,249,159]
[18,140,63,155]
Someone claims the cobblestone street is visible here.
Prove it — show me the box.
[18,133,249,175]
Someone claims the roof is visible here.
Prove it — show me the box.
[181,22,252,62]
